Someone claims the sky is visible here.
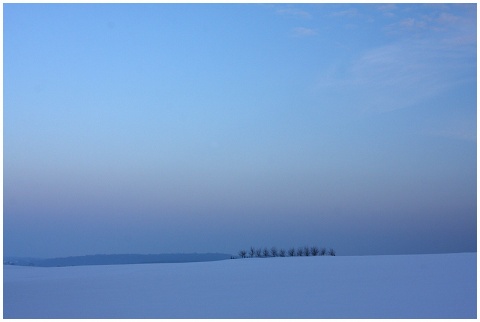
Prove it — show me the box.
[4,3,477,258]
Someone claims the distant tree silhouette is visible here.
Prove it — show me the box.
[263,247,270,258]
[238,244,333,259]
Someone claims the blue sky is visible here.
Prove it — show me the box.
[4,3,476,257]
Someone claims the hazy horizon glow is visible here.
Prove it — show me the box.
[4,3,476,258]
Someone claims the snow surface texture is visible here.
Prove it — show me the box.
[3,253,476,318]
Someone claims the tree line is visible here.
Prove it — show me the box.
[237,246,335,259]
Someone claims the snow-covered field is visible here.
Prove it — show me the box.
[3,252,476,318]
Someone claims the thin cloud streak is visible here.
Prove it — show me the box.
[425,126,476,142]
[330,8,358,18]
[384,4,476,38]
[291,27,317,37]
[276,7,312,19]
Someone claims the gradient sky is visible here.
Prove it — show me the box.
[4,3,477,258]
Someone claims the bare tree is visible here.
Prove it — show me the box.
[263,247,270,258]
[239,244,333,258]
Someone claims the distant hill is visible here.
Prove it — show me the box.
[4,253,232,267]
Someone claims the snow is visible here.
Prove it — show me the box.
[3,253,476,318]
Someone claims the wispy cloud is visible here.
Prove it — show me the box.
[276,7,312,19]
[349,42,449,111]
[316,4,476,113]
[377,3,397,16]
[400,17,426,29]
[291,27,317,38]
[316,35,475,113]
[437,12,461,24]
[425,126,476,141]
[424,117,476,141]
[331,8,358,18]
[384,4,476,40]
